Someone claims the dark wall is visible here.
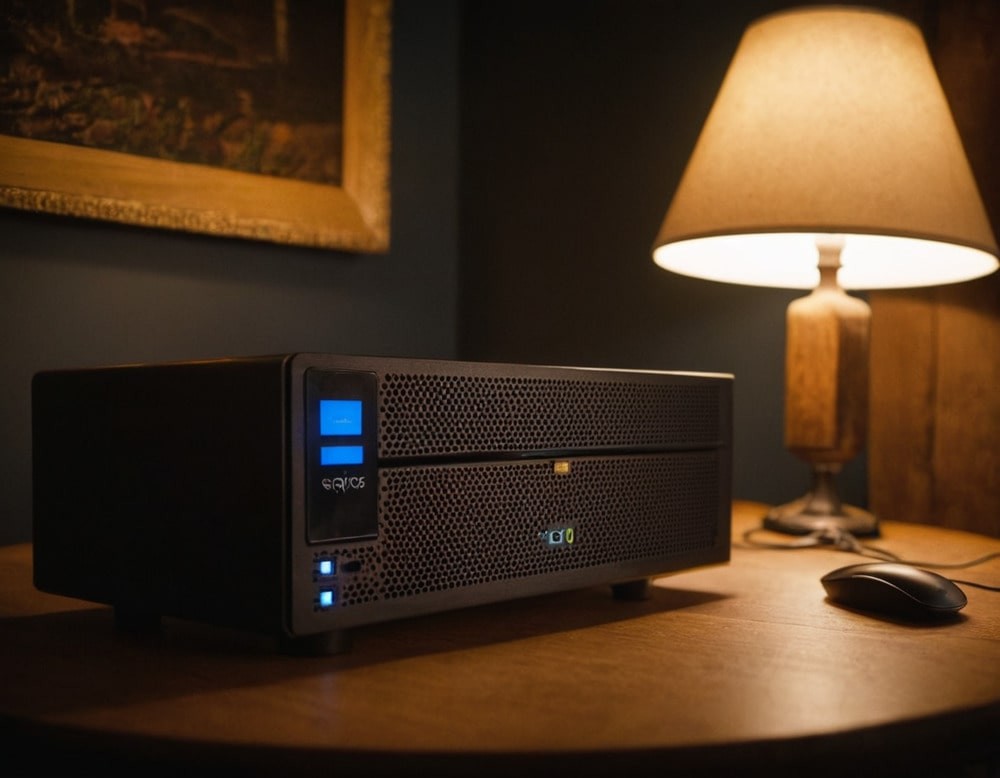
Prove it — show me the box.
[0,2,460,544]
[458,0,966,510]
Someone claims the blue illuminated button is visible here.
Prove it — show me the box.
[320,400,362,436]
[318,559,334,576]
[320,445,364,466]
[319,590,335,608]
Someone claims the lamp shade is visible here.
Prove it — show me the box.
[652,6,999,290]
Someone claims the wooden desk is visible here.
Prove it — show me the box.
[2,502,998,776]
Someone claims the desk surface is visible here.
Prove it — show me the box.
[2,501,999,776]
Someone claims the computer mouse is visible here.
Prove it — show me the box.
[821,562,967,620]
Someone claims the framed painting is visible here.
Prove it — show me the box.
[0,0,391,252]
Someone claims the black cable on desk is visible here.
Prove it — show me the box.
[737,525,1000,591]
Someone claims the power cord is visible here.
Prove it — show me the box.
[737,525,1000,591]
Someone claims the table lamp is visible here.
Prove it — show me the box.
[652,7,998,537]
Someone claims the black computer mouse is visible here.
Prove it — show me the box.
[821,562,967,620]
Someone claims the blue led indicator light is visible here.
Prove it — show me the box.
[318,559,334,576]
[320,445,365,466]
[319,590,335,608]
[320,400,362,436]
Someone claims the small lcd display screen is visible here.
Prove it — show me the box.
[320,445,365,466]
[319,399,363,436]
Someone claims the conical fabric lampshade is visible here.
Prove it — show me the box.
[653,6,998,289]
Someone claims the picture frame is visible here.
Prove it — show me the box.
[0,0,391,253]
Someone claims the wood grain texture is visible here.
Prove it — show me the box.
[784,283,869,462]
[1,502,998,776]
[869,289,938,522]
[869,0,1000,536]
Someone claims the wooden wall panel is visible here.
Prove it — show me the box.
[868,290,937,524]
[871,278,1000,536]
[869,0,1000,536]
[933,280,1000,533]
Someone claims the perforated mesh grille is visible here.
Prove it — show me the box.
[329,453,721,608]
[378,373,720,459]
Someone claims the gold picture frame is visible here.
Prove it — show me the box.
[0,0,391,253]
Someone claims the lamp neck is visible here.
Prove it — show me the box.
[816,236,845,290]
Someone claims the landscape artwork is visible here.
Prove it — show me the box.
[0,0,391,252]
[1,0,346,185]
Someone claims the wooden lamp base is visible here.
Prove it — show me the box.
[770,238,879,537]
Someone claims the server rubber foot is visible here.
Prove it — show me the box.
[278,629,352,656]
[611,579,650,601]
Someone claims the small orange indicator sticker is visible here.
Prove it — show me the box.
[553,461,571,475]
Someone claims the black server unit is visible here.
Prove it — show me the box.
[32,354,733,654]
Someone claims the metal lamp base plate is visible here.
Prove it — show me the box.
[764,497,880,537]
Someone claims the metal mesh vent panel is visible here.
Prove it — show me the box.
[378,373,720,459]
[328,453,721,607]
[332,545,382,607]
